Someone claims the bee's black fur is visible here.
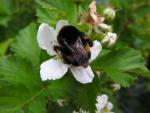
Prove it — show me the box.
[55,26,93,67]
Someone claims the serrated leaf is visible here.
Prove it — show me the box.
[36,0,77,25]
[92,48,150,87]
[0,57,42,89]
[11,23,40,66]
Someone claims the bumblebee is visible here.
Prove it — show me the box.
[54,26,93,68]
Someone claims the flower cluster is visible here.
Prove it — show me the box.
[83,1,118,47]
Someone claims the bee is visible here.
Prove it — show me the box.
[54,26,93,68]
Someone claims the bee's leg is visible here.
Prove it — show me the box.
[53,46,64,57]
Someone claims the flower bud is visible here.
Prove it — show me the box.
[112,83,121,91]
[103,8,116,20]
[98,23,112,31]
[57,99,66,107]
[101,32,117,47]
[96,70,101,78]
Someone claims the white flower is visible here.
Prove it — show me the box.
[103,8,116,20]
[96,94,108,112]
[101,32,117,47]
[37,20,102,84]
[96,94,114,113]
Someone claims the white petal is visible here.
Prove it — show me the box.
[90,40,102,61]
[70,66,94,84]
[96,94,108,111]
[106,102,113,110]
[55,20,69,34]
[109,33,117,46]
[40,59,68,81]
[37,23,57,56]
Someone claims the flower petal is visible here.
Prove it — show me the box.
[40,59,68,81]
[90,40,102,61]
[55,20,69,34]
[106,102,113,110]
[37,23,58,56]
[96,94,108,111]
[70,66,94,84]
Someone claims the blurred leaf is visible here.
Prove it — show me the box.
[11,23,40,66]
[105,68,136,87]
[0,38,13,56]
[0,0,14,26]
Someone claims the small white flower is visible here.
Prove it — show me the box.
[96,94,108,112]
[101,32,117,47]
[37,20,102,84]
[103,8,116,20]
[96,94,114,113]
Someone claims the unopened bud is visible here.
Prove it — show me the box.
[101,32,117,47]
[103,8,116,20]
[57,99,66,107]
[98,23,112,31]
[96,70,101,78]
[112,83,121,91]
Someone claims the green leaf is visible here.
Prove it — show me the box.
[104,68,136,87]
[24,96,47,113]
[36,0,77,25]
[73,77,100,113]
[0,85,46,113]
[11,23,40,66]
[92,48,149,87]
[46,74,77,100]
[0,38,13,56]
[0,57,42,89]
[0,0,14,26]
